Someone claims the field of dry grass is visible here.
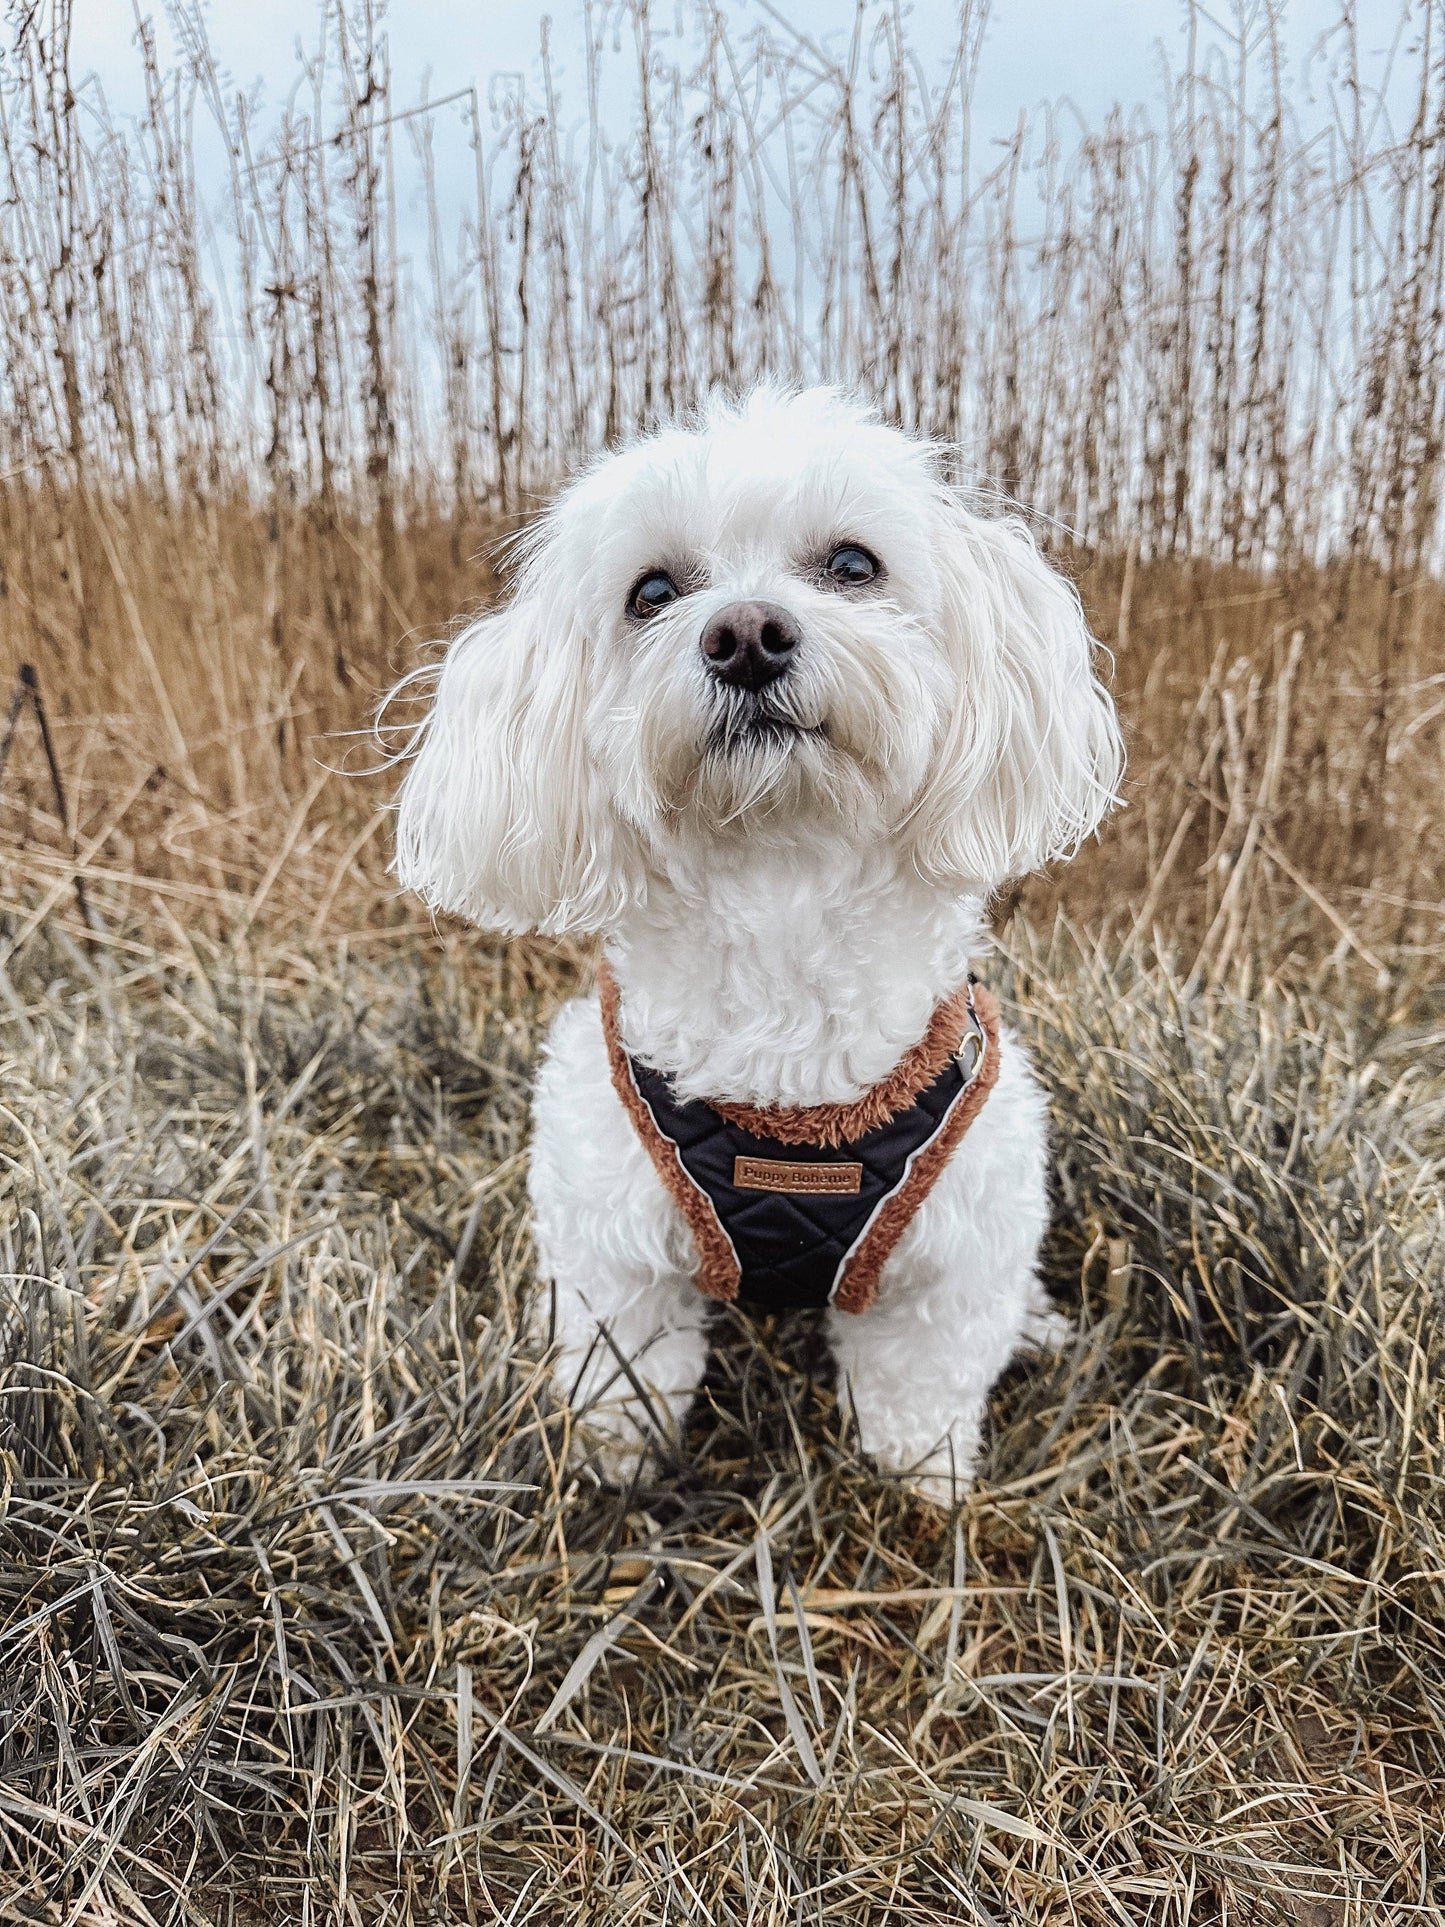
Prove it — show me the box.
[2,2,1445,1922]
[3,919,1442,1922]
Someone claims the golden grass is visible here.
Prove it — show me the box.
[3,510,1441,985]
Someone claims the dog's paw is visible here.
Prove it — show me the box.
[866,1430,981,1511]
[574,1408,658,1489]
[900,1459,977,1512]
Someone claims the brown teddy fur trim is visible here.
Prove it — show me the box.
[597,962,741,1302]
[831,983,1002,1316]
[710,982,979,1150]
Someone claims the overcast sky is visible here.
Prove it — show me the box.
[70,1,1382,148]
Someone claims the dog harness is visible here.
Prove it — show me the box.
[598,961,1001,1316]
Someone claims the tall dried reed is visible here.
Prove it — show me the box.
[0,0,1440,969]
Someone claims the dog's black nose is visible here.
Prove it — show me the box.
[700,600,800,690]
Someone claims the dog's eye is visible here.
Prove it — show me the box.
[824,544,880,587]
[629,570,681,619]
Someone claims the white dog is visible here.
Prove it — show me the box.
[393,387,1122,1502]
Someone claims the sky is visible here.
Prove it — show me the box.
[69,0,1385,151]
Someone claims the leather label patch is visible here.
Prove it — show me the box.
[733,1156,863,1196]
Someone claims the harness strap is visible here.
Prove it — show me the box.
[600,960,744,1304]
[598,960,1002,1316]
[710,980,980,1148]
[831,981,1000,1313]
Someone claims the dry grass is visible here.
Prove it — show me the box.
[3,2,1445,1921]
[1,920,1441,1922]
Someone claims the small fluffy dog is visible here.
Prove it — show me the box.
[394,388,1122,1502]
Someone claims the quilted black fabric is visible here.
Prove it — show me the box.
[628,1038,976,1312]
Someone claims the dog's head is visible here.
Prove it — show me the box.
[393,387,1123,934]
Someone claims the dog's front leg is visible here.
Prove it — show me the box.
[829,1248,1066,1506]
[528,994,711,1484]
[826,1063,1062,1506]
[828,1287,992,1507]
[539,1265,711,1485]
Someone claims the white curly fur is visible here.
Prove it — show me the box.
[393,387,1122,1504]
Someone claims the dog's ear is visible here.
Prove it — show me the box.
[392,586,626,936]
[906,501,1124,892]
